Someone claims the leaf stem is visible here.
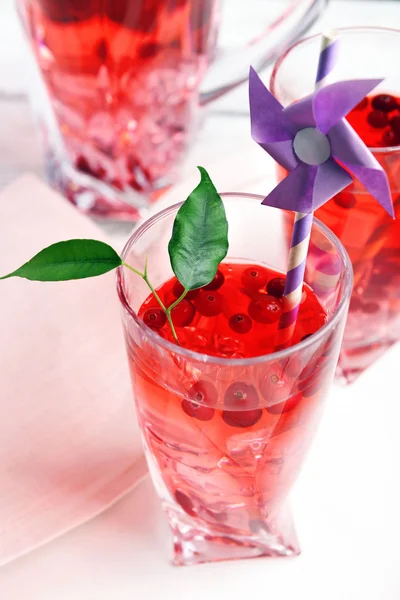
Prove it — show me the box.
[166,288,188,313]
[142,273,180,343]
[122,261,180,344]
[121,261,145,279]
[164,312,179,344]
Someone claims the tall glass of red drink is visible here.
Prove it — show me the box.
[117,193,352,565]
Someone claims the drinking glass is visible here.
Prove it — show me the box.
[16,0,329,220]
[117,194,352,565]
[270,27,400,383]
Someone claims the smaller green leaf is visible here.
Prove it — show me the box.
[168,166,229,290]
[0,239,122,282]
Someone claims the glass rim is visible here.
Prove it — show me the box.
[116,192,353,366]
[270,25,400,154]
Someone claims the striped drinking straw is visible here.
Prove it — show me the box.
[277,32,340,346]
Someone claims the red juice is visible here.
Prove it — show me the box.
[128,262,334,555]
[279,92,400,380]
[317,93,400,376]
[138,262,327,356]
[20,0,220,216]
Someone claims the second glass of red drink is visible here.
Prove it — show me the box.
[271,27,400,383]
[17,0,330,220]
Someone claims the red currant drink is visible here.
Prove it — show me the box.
[139,264,328,355]
[118,195,352,565]
[18,0,220,219]
[277,95,400,382]
[314,92,400,380]
[270,28,400,383]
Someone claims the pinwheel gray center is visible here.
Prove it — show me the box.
[293,127,331,166]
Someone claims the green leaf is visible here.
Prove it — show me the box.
[0,239,122,281]
[168,166,229,290]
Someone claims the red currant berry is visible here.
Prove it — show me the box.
[174,490,196,516]
[363,301,380,314]
[138,42,160,59]
[172,280,198,301]
[171,299,196,327]
[241,266,268,290]
[367,110,388,128]
[382,130,400,147]
[370,264,396,286]
[182,381,216,421]
[259,370,291,405]
[248,295,282,324]
[350,296,363,312]
[390,115,400,137]
[96,166,107,180]
[371,94,397,113]
[224,382,259,409]
[143,307,166,329]
[334,191,357,209]
[189,380,218,405]
[96,38,108,61]
[223,383,262,427]
[222,408,262,428]
[266,277,286,299]
[228,313,252,334]
[265,392,302,415]
[204,269,225,290]
[76,155,97,177]
[181,399,215,421]
[195,290,223,317]
[354,97,368,111]
[111,179,124,191]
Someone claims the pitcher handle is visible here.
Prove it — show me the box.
[200,0,330,106]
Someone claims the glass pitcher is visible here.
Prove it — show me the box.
[17,0,329,220]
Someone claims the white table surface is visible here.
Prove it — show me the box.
[1,1,400,598]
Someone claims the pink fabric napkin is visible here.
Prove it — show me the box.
[0,175,146,567]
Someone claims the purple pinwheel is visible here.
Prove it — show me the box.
[249,67,394,217]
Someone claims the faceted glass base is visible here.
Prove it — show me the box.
[166,504,300,566]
